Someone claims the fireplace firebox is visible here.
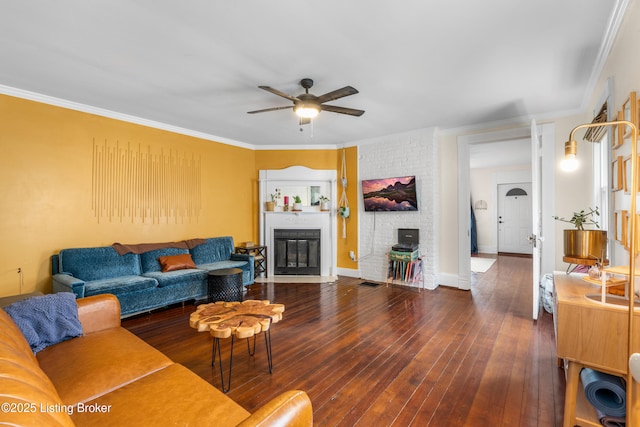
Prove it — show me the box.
[274,229,321,275]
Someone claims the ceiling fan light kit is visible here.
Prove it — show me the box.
[294,103,319,119]
[248,78,364,124]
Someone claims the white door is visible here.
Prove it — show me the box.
[530,120,542,320]
[498,182,533,254]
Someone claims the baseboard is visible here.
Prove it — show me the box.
[337,267,360,278]
[437,273,459,288]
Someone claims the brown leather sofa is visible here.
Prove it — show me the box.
[0,294,313,426]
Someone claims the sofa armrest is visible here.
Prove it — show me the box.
[231,253,254,283]
[77,294,121,334]
[231,253,252,263]
[236,390,313,427]
[52,273,86,298]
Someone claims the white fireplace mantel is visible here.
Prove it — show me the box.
[259,166,337,279]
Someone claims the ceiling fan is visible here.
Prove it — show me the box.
[247,78,365,125]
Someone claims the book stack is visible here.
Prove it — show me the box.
[389,249,419,262]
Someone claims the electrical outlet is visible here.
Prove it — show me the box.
[349,251,356,261]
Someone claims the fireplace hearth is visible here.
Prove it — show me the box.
[273,229,321,275]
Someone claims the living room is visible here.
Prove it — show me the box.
[2,1,640,425]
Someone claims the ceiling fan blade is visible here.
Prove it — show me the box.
[321,104,365,116]
[316,86,359,104]
[247,106,293,114]
[258,86,299,102]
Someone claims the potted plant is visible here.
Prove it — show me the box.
[266,188,280,211]
[553,207,607,259]
[319,195,330,211]
[293,195,302,211]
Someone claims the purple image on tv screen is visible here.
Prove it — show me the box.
[361,176,417,212]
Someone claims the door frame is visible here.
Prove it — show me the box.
[457,124,555,291]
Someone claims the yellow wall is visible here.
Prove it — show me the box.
[0,95,253,296]
[0,95,355,297]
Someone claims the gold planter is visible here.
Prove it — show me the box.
[563,229,607,259]
[265,201,275,211]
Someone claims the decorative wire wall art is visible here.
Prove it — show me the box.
[92,139,202,223]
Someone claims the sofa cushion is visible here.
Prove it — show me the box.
[142,268,207,288]
[3,293,83,353]
[139,247,190,273]
[0,309,75,426]
[84,275,158,297]
[158,253,197,272]
[37,327,173,405]
[59,247,142,280]
[70,363,251,426]
[189,236,235,265]
[197,260,249,272]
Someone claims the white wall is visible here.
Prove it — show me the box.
[471,164,532,254]
[355,127,439,289]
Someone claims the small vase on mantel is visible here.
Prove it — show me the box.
[319,196,330,211]
[292,195,302,211]
[265,201,275,211]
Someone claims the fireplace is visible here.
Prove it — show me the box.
[273,229,321,275]
[259,166,337,279]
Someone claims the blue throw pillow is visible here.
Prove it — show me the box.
[3,292,83,353]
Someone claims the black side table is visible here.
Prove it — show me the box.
[207,268,244,302]
[235,245,267,278]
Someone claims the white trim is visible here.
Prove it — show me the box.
[437,273,459,288]
[337,267,360,278]
[253,144,340,150]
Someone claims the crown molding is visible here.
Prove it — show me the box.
[580,0,630,110]
[0,84,255,150]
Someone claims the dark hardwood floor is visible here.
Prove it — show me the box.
[123,255,564,426]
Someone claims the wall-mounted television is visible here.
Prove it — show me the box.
[362,176,418,212]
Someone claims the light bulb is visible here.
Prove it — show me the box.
[561,154,578,172]
[295,106,319,118]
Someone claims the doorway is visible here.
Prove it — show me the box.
[498,183,533,255]
[457,124,556,293]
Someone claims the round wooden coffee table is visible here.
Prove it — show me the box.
[189,300,285,392]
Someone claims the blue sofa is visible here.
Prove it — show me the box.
[51,237,254,317]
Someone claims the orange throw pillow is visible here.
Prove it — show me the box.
[158,254,197,272]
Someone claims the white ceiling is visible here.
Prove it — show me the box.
[0,1,621,148]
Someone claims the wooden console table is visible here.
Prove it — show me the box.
[553,273,640,426]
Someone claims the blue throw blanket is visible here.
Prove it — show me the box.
[3,292,83,353]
